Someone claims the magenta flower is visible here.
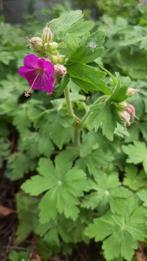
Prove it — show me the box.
[18,54,55,96]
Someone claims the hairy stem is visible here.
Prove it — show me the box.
[64,86,75,118]
[64,86,81,145]
[74,125,81,146]
[80,109,91,128]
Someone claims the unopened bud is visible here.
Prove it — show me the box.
[125,104,136,118]
[51,55,59,64]
[51,54,65,64]
[119,103,136,126]
[28,37,43,49]
[127,87,138,97]
[55,64,67,78]
[49,42,59,50]
[119,111,131,126]
[42,25,53,43]
[57,55,66,63]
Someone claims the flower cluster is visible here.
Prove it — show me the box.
[18,25,67,97]
[18,21,137,130]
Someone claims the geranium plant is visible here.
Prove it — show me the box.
[16,10,147,261]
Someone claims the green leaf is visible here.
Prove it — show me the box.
[22,152,88,223]
[138,189,147,207]
[61,19,94,59]
[19,131,53,158]
[123,166,147,191]
[55,147,78,175]
[0,138,10,168]
[36,215,87,246]
[38,135,54,157]
[16,193,38,243]
[50,10,83,38]
[70,30,105,64]
[82,172,132,211]
[123,142,147,173]
[67,63,111,94]
[8,251,28,261]
[39,166,88,223]
[140,122,147,141]
[77,134,115,175]
[117,49,147,80]
[13,107,30,134]
[114,123,129,138]
[54,75,69,97]
[87,102,118,141]
[79,132,99,158]
[36,220,61,247]
[85,197,147,261]
[40,111,74,149]
[67,19,94,36]
[6,152,35,180]
[0,51,15,65]
[110,75,128,102]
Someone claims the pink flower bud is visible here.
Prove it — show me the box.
[55,64,67,78]
[119,103,136,126]
[28,37,43,49]
[125,104,136,118]
[119,111,131,126]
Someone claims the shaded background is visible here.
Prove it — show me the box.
[0,0,99,23]
[1,0,147,24]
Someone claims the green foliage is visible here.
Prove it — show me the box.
[97,0,141,23]
[85,197,147,261]
[138,189,147,207]
[99,16,147,80]
[82,172,131,212]
[35,213,88,247]
[0,138,10,167]
[67,63,111,94]
[0,23,27,77]
[16,193,38,243]
[123,142,147,173]
[69,30,105,64]
[123,166,147,191]
[86,101,118,141]
[22,152,89,223]
[6,152,35,180]
[1,6,147,261]
[8,251,28,261]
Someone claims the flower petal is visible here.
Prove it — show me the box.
[18,54,55,93]
[18,66,34,78]
[24,54,38,68]
[38,58,55,74]
[32,73,55,93]
[24,71,38,87]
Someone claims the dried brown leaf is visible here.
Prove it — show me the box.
[0,205,15,216]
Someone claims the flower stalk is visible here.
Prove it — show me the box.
[64,86,81,145]
[74,125,81,146]
[64,86,75,118]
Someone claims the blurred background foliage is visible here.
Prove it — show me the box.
[0,0,147,260]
